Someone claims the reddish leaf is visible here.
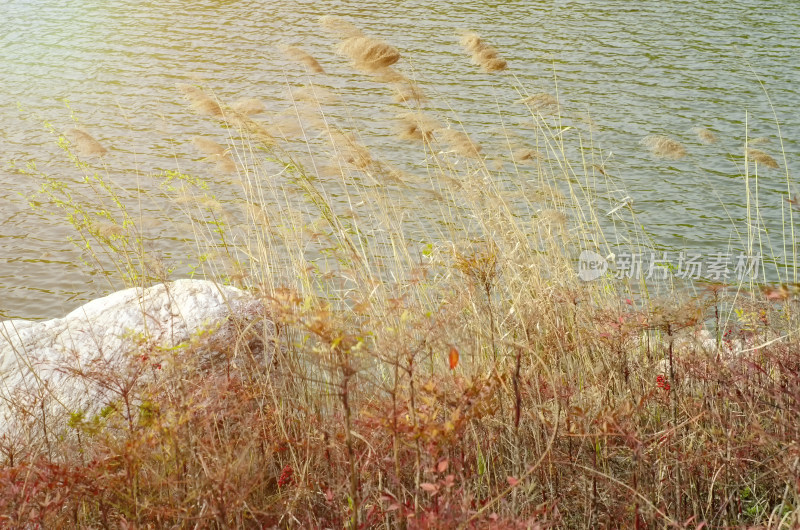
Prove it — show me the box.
[437,459,449,473]
[507,476,520,487]
[448,346,459,370]
[420,482,439,493]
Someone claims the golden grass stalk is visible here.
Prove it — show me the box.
[641,134,687,159]
[283,45,326,73]
[67,128,108,157]
[692,127,718,144]
[746,148,779,168]
[459,31,507,72]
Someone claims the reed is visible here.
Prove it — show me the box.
[641,134,687,159]
[459,31,507,72]
[67,128,108,157]
[692,126,718,144]
[283,45,326,74]
[746,147,780,168]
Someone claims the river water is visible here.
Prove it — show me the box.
[1,0,798,319]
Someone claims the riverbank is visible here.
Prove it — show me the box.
[2,17,799,527]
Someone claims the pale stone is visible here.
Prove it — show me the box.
[0,279,271,449]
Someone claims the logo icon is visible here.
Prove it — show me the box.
[578,250,607,281]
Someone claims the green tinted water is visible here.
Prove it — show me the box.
[1,0,797,318]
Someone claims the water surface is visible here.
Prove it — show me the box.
[1,0,798,318]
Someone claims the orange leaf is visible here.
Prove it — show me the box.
[448,346,459,370]
[437,459,449,473]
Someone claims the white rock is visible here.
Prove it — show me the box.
[0,279,271,449]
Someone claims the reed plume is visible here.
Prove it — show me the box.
[641,135,687,159]
[538,209,568,227]
[212,155,237,174]
[67,128,107,157]
[692,127,717,144]
[439,128,482,158]
[337,35,401,73]
[175,82,205,101]
[95,222,125,238]
[179,83,274,147]
[271,113,306,139]
[512,147,542,164]
[370,67,408,83]
[459,31,507,72]
[226,112,276,146]
[231,98,266,116]
[176,83,224,117]
[396,112,440,142]
[393,83,426,104]
[291,85,339,104]
[191,137,227,156]
[191,137,236,173]
[330,130,375,170]
[319,15,364,39]
[746,148,779,169]
[243,202,270,226]
[283,45,325,74]
[518,93,559,114]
